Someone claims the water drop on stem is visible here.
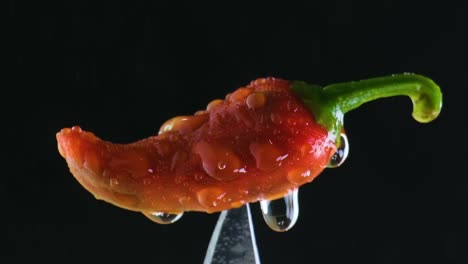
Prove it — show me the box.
[327,132,349,168]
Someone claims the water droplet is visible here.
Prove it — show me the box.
[327,133,349,168]
[206,99,224,111]
[260,189,299,232]
[71,126,82,132]
[249,142,283,171]
[229,87,251,102]
[143,212,183,224]
[246,92,266,109]
[197,187,226,209]
[158,116,184,134]
[158,115,208,135]
[217,161,227,170]
[193,141,243,180]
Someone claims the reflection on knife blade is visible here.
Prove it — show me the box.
[203,204,261,264]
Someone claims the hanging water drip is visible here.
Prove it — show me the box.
[260,189,299,232]
[327,132,349,168]
[143,211,184,224]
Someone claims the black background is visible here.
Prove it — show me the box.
[8,1,468,263]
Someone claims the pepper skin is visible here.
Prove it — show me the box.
[56,74,442,216]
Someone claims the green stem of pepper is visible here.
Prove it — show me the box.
[291,73,443,142]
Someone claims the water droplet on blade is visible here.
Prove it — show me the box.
[143,211,183,224]
[260,189,299,232]
[327,133,349,168]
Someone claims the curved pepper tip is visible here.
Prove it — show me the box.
[408,74,443,123]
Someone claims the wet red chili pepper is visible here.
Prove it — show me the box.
[57,74,442,219]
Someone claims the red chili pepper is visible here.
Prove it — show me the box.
[56,74,442,221]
